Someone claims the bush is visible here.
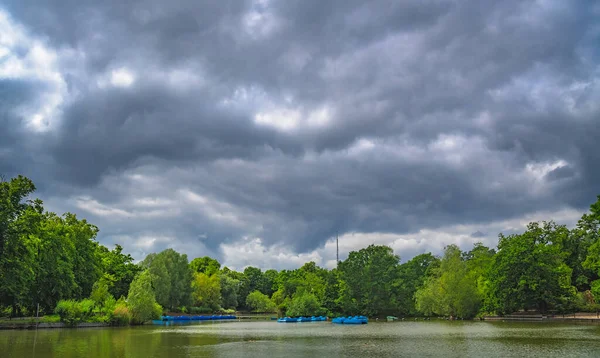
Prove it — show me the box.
[55,299,95,326]
[127,270,162,324]
[190,306,213,314]
[42,314,61,323]
[286,292,325,317]
[246,291,277,313]
[110,302,131,326]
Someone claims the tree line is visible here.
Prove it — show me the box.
[2,175,600,323]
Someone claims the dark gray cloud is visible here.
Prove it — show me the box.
[1,0,599,268]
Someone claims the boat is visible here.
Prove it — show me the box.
[277,317,298,323]
[277,316,328,323]
[332,316,368,324]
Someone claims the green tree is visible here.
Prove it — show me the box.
[396,253,440,315]
[127,270,162,324]
[98,244,141,299]
[142,249,193,311]
[239,267,265,309]
[192,272,222,311]
[415,245,480,318]
[338,245,400,316]
[220,274,240,310]
[64,213,101,299]
[245,290,276,313]
[190,256,221,276]
[90,277,113,314]
[286,291,324,317]
[485,222,576,314]
[0,175,37,315]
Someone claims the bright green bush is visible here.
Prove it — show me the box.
[42,314,61,323]
[246,291,276,313]
[127,270,162,324]
[286,292,325,317]
[55,299,95,326]
[110,301,131,326]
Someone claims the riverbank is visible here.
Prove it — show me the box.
[483,312,600,323]
[0,320,109,330]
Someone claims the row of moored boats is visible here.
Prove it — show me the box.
[278,315,368,324]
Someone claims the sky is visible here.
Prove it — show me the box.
[1,0,599,271]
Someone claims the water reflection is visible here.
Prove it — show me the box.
[3,321,600,358]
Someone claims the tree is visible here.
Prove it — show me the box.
[90,277,113,313]
[338,245,400,316]
[190,256,221,276]
[239,267,265,309]
[485,222,576,314]
[396,253,440,315]
[245,290,276,313]
[98,244,141,300]
[415,245,480,318]
[192,272,221,311]
[64,213,101,299]
[141,249,193,311]
[0,175,37,314]
[220,274,240,310]
[286,291,324,317]
[127,270,162,324]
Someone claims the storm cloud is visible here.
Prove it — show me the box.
[1,0,599,269]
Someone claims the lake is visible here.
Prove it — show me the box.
[2,320,600,357]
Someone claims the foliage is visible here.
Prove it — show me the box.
[141,249,192,311]
[127,270,162,324]
[415,245,480,318]
[245,290,276,313]
[98,245,141,300]
[286,292,325,317]
[54,299,95,326]
[192,272,222,311]
[190,256,221,276]
[396,253,440,316]
[111,299,132,326]
[220,274,240,309]
[338,245,401,316]
[485,222,576,314]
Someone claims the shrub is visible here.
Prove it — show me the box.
[42,314,61,323]
[190,306,213,314]
[55,299,95,326]
[127,270,162,324]
[111,302,131,326]
[246,291,277,313]
[286,292,325,317]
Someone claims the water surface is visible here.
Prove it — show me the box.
[2,320,600,357]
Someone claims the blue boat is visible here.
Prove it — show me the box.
[332,315,368,324]
[277,317,298,322]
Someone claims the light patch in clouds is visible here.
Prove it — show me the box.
[221,206,584,270]
[220,237,323,271]
[0,10,66,131]
[254,108,301,131]
[109,68,135,88]
[242,0,280,40]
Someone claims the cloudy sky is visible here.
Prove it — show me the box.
[1,0,599,270]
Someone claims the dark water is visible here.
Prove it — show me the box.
[2,320,600,357]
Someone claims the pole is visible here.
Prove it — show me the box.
[336,233,339,268]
